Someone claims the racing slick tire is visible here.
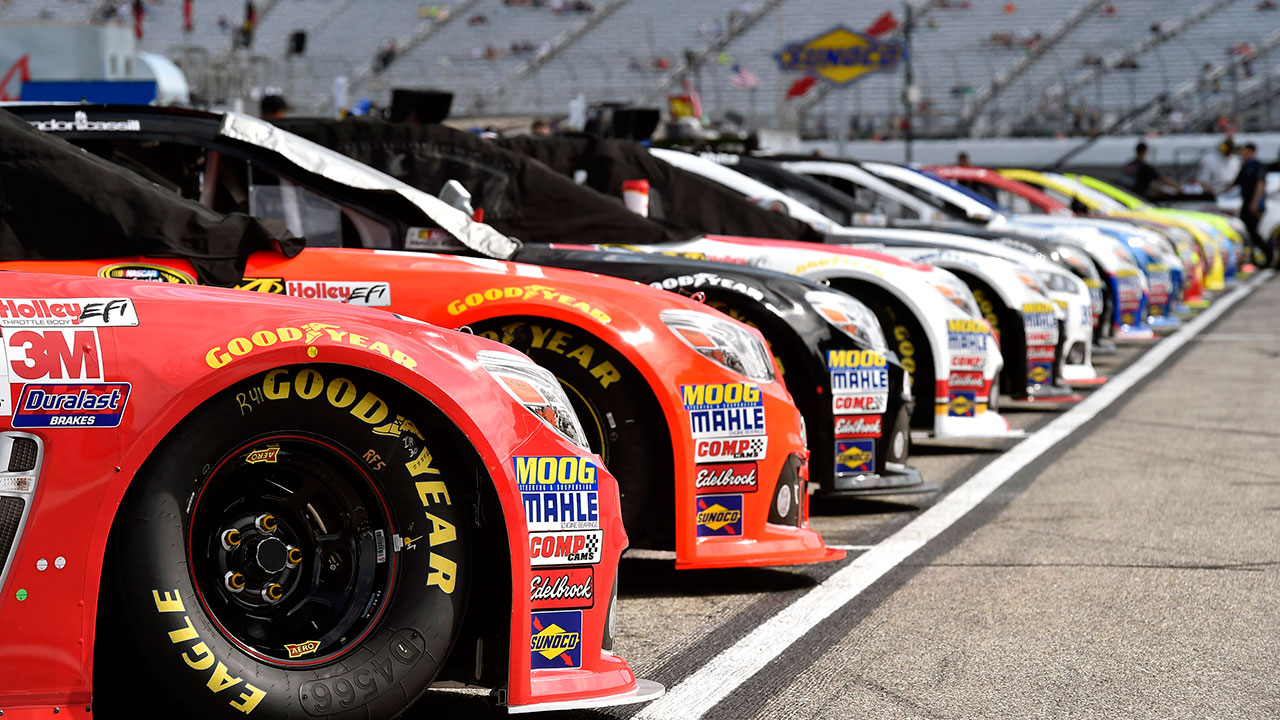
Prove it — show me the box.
[96,365,472,719]
[472,317,674,549]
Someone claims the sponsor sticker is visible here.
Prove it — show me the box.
[681,383,766,438]
[531,567,594,610]
[947,318,989,355]
[1115,270,1143,314]
[1028,362,1053,384]
[827,349,889,397]
[204,323,417,370]
[13,382,130,428]
[694,436,767,463]
[695,494,744,537]
[948,391,976,418]
[98,263,194,284]
[835,439,875,475]
[447,285,612,325]
[1026,345,1056,362]
[832,393,886,415]
[245,445,280,464]
[237,279,392,307]
[516,456,600,532]
[530,610,582,669]
[947,371,985,389]
[833,415,882,439]
[1022,304,1059,347]
[0,298,138,328]
[284,640,321,659]
[695,462,759,494]
[29,111,140,132]
[529,530,603,567]
[648,273,765,302]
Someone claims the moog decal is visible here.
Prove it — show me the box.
[516,456,600,532]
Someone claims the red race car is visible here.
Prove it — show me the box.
[0,272,663,716]
[0,107,840,572]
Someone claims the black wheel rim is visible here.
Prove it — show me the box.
[187,434,396,667]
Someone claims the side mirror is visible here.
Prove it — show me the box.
[439,179,475,215]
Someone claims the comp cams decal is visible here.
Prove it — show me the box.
[531,567,594,610]
[683,383,769,463]
[0,298,138,327]
[516,456,600,532]
[827,349,889,415]
[529,530,603,567]
[695,494,744,537]
[204,323,418,370]
[98,263,195,284]
[235,278,393,307]
[531,610,583,669]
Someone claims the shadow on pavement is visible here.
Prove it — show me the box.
[618,558,817,598]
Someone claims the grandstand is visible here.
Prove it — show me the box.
[4,0,1280,137]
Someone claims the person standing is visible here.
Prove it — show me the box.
[1195,137,1240,195]
[1234,143,1270,266]
[1122,141,1178,199]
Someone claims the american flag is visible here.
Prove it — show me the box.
[730,65,759,91]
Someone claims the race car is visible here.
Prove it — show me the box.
[270,116,928,496]
[1,106,840,571]
[0,272,661,716]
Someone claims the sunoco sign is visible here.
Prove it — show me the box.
[775,25,906,86]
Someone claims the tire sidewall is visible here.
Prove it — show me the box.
[108,365,471,719]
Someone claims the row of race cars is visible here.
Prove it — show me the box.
[0,104,1253,718]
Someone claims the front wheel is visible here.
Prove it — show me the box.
[96,365,472,719]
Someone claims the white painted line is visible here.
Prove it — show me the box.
[827,545,875,551]
[635,271,1271,720]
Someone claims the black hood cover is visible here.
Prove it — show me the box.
[0,108,300,286]
[276,117,822,245]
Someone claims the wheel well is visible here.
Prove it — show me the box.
[467,315,677,550]
[94,365,513,692]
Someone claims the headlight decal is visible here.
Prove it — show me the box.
[477,350,591,450]
[661,309,776,382]
[804,290,888,350]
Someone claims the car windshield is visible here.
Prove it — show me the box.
[1042,173,1126,212]
[922,170,1011,214]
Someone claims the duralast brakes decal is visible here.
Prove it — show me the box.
[99,263,195,284]
[516,456,600,532]
[531,610,583,669]
[531,567,594,610]
[246,368,458,595]
[284,640,321,659]
[204,323,417,370]
[833,415,882,439]
[835,439,875,475]
[236,279,393,308]
[648,273,766,302]
[3,328,131,425]
[152,589,267,713]
[13,382,131,428]
[447,285,612,324]
[529,530,603,566]
[696,494,744,537]
[695,462,759,494]
[694,436,767,463]
[0,298,138,327]
[681,383,766,438]
[477,324,621,390]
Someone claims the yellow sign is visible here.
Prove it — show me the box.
[775,26,907,86]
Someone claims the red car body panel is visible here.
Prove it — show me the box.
[927,165,1070,214]
[1,251,838,571]
[0,272,646,714]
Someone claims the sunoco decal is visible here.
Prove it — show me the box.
[531,610,582,669]
[529,530,602,566]
[695,462,759,494]
[0,298,138,328]
[835,439,875,475]
[531,568,594,610]
[695,494,744,537]
[948,391,976,418]
[516,456,599,532]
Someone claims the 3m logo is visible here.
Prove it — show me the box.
[530,611,582,669]
[696,494,743,537]
[7,329,102,381]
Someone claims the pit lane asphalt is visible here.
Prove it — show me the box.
[415,277,1279,718]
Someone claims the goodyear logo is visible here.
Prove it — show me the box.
[775,25,907,86]
[696,494,744,537]
[682,383,766,438]
[948,391,976,418]
[827,349,887,368]
[530,611,582,669]
[835,439,875,475]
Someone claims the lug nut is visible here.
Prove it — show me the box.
[220,528,242,551]
[256,513,277,533]
[224,572,245,593]
[262,583,284,603]
[287,547,303,567]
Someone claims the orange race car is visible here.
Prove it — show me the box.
[0,107,841,572]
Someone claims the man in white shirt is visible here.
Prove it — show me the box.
[1196,138,1241,194]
